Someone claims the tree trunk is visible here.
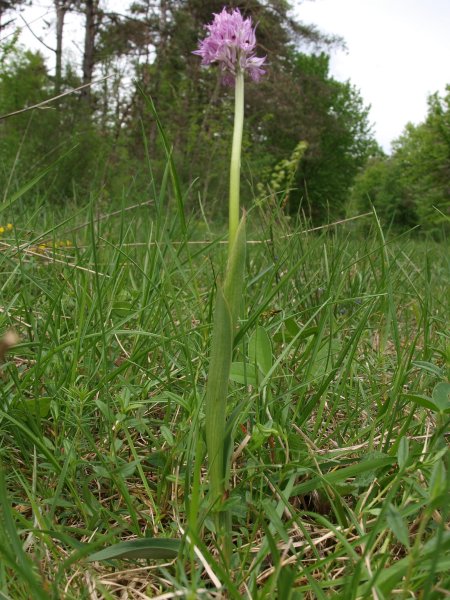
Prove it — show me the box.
[81,0,99,107]
[54,0,68,95]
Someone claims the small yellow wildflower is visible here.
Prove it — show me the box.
[6,223,13,231]
[0,227,4,235]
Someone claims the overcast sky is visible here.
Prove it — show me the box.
[4,1,450,153]
[296,0,450,151]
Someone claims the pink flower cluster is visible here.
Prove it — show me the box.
[193,7,266,85]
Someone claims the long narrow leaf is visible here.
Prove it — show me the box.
[87,538,181,562]
[205,284,234,505]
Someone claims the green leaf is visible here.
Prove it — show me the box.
[403,393,440,412]
[412,360,444,378]
[250,421,279,450]
[262,498,290,543]
[205,284,233,503]
[92,465,112,479]
[359,532,450,596]
[94,399,113,420]
[285,317,301,338]
[429,459,447,502]
[386,503,410,547]
[229,361,258,386]
[160,425,174,446]
[112,301,132,317]
[310,339,340,378]
[397,436,409,470]
[248,326,273,376]
[431,382,450,413]
[117,460,139,478]
[87,537,181,562]
[16,397,51,418]
[278,566,299,600]
[404,383,450,414]
[352,451,390,489]
[290,456,394,497]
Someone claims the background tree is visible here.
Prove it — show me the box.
[53,0,77,94]
[124,0,364,220]
[0,0,28,32]
[352,86,450,234]
[80,0,101,107]
[0,0,387,226]
[251,51,379,221]
[0,49,53,171]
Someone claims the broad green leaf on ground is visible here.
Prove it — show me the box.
[87,537,181,562]
[431,382,450,413]
[229,361,258,386]
[248,326,273,376]
[386,503,410,547]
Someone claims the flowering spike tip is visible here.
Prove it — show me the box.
[193,7,266,85]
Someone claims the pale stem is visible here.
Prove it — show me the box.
[229,69,245,253]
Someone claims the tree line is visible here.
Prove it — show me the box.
[0,1,448,232]
[351,88,450,234]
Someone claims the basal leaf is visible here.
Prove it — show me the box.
[431,382,450,413]
[386,503,410,547]
[248,326,273,376]
[229,361,258,386]
[87,537,181,562]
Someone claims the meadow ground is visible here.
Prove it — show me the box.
[0,196,449,599]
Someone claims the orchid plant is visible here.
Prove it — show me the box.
[88,6,266,567]
[194,7,266,558]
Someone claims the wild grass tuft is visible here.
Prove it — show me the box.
[0,181,449,597]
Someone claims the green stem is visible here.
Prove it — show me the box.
[229,70,244,254]
[204,68,247,566]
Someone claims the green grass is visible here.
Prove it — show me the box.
[0,192,449,599]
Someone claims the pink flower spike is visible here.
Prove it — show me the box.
[193,7,266,84]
